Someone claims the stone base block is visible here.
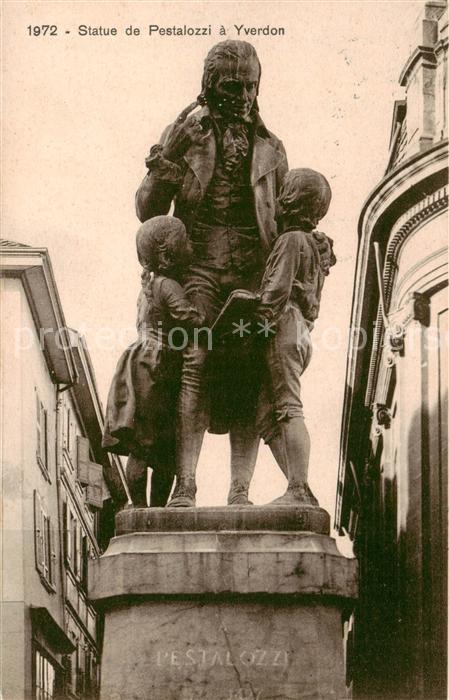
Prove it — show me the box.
[100,599,349,700]
[89,507,357,700]
[115,504,331,536]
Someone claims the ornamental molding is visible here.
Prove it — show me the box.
[364,186,447,406]
[374,403,392,429]
[351,142,447,363]
[399,44,437,86]
[383,292,431,368]
[435,34,449,58]
[360,140,448,242]
[383,186,447,302]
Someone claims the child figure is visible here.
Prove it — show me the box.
[102,216,204,507]
[255,168,336,506]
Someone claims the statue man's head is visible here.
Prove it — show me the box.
[200,40,261,121]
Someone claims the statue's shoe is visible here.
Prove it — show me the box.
[165,478,196,508]
[124,501,146,509]
[166,495,196,508]
[266,482,319,507]
[227,481,253,506]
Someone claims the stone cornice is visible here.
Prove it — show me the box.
[337,141,448,529]
[0,245,79,385]
[399,45,437,86]
[364,186,448,406]
[359,140,447,243]
[345,141,447,391]
[346,142,447,386]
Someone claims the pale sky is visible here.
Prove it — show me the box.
[3,0,423,550]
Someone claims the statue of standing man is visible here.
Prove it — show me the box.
[136,40,288,507]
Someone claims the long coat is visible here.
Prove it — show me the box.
[135,107,288,256]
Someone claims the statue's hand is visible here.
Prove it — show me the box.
[162,102,209,161]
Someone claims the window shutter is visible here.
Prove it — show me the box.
[38,499,45,574]
[85,649,92,694]
[43,407,48,470]
[81,536,89,590]
[50,519,57,586]
[86,463,103,509]
[77,435,90,463]
[35,391,48,472]
[66,408,71,452]
[74,645,80,694]
[33,490,44,574]
[63,500,71,566]
[36,392,42,461]
[63,407,70,450]
[92,657,99,694]
[63,654,73,692]
[77,436,90,485]
[76,524,82,579]
[42,515,50,579]
[71,515,78,575]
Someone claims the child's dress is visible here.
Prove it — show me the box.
[102,272,203,459]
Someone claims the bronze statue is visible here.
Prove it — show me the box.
[136,41,288,507]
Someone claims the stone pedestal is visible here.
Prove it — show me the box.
[89,506,357,700]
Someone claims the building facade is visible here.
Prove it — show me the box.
[336,2,448,699]
[1,240,126,699]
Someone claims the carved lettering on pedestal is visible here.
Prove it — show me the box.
[155,647,289,669]
[226,690,263,700]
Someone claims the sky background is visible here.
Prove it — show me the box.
[3,0,424,552]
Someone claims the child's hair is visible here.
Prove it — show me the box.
[277,168,332,231]
[136,216,188,272]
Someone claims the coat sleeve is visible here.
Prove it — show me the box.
[161,279,205,328]
[275,139,289,195]
[135,124,187,223]
[257,232,302,324]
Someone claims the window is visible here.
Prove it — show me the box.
[87,607,97,639]
[71,512,79,576]
[63,498,90,586]
[64,406,79,460]
[34,649,57,700]
[35,390,49,478]
[76,520,82,578]
[75,644,83,696]
[63,405,80,469]
[81,645,99,697]
[34,491,56,590]
[71,646,78,695]
[67,641,98,698]
[65,407,71,452]
[81,534,89,590]
[69,510,78,575]
[63,499,80,576]
[62,500,71,566]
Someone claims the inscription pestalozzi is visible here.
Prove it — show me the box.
[155,647,289,669]
[180,690,264,700]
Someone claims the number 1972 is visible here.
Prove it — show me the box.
[27,25,58,36]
